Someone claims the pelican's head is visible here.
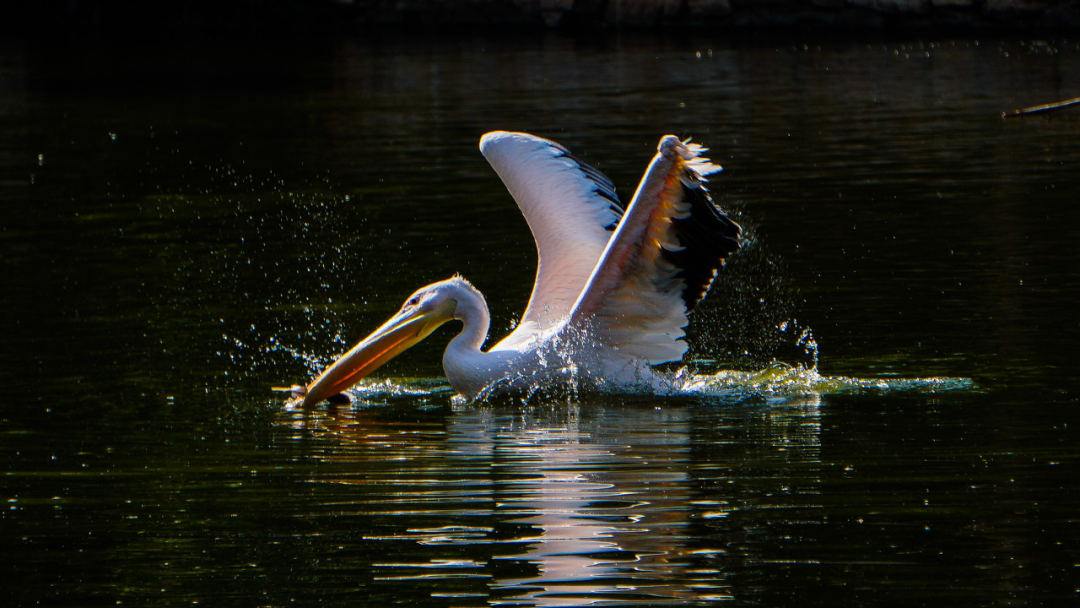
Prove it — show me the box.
[301,277,477,406]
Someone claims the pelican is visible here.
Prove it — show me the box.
[299,131,741,405]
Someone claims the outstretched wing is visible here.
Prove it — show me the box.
[569,135,741,363]
[479,131,624,348]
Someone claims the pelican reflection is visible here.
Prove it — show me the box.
[286,396,821,605]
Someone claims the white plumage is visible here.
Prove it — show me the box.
[479,131,621,341]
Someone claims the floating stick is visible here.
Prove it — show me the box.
[1002,96,1080,119]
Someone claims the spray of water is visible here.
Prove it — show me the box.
[262,202,973,406]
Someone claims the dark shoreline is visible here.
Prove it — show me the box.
[5,0,1080,37]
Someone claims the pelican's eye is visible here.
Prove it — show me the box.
[406,295,421,308]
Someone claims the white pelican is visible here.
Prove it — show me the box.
[299,131,741,405]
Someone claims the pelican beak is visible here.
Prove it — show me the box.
[302,299,457,406]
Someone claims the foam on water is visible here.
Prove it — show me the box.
[293,362,974,408]
[675,363,975,402]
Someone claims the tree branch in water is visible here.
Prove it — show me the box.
[1002,97,1080,119]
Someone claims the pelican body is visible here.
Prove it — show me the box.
[301,132,741,405]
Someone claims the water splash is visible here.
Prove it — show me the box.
[274,309,973,407]
[777,318,819,369]
[675,363,975,403]
[296,362,974,409]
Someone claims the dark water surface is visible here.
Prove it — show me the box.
[2,33,1079,606]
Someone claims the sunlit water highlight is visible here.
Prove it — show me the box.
[295,362,974,409]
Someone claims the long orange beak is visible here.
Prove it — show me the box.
[302,299,457,406]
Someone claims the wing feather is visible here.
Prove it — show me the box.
[479,131,624,348]
[569,135,741,364]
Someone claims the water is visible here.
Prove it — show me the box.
[2,33,1079,606]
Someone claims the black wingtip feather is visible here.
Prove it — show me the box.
[555,150,626,230]
[662,181,742,311]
